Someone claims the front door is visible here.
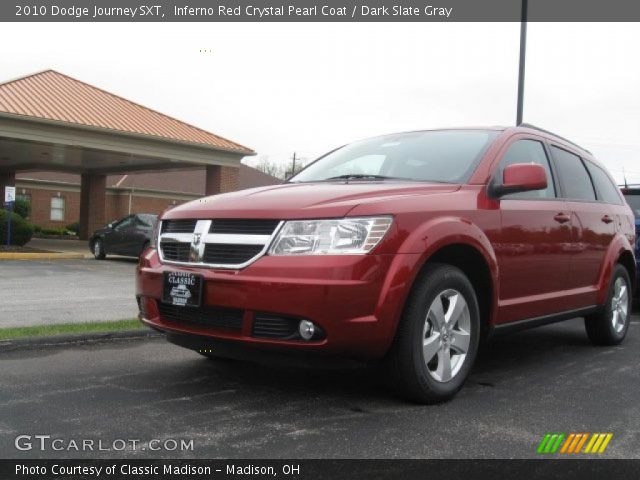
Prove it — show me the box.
[491,138,573,324]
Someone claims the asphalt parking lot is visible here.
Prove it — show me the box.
[1,316,638,459]
[0,259,138,328]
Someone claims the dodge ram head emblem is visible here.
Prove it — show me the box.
[189,232,203,262]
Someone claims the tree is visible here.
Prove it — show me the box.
[254,156,284,179]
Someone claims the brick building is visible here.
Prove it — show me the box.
[15,165,280,229]
[0,70,267,238]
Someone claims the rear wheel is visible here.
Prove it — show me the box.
[93,239,106,260]
[387,263,480,404]
[584,264,631,346]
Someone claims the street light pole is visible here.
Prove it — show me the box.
[516,0,528,125]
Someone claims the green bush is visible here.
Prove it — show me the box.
[0,209,35,246]
[65,221,80,233]
[12,198,31,219]
[39,226,69,236]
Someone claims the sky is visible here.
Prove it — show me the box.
[1,22,639,182]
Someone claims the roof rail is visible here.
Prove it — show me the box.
[518,123,591,154]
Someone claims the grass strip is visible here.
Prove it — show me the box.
[0,319,142,341]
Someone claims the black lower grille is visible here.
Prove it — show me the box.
[158,303,243,331]
[203,244,263,265]
[160,241,190,262]
[252,313,299,339]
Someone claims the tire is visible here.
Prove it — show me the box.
[584,264,632,346]
[387,263,481,404]
[93,239,106,260]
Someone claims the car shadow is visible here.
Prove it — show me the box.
[104,256,139,264]
[151,318,604,406]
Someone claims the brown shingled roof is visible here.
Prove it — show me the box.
[0,70,253,154]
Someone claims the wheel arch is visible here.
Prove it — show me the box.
[597,234,636,304]
[380,218,500,351]
[617,249,636,293]
[424,243,496,339]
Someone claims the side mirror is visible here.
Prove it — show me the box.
[490,163,548,197]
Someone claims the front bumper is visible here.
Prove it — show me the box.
[136,249,420,358]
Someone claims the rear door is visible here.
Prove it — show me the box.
[550,146,615,307]
[493,137,572,323]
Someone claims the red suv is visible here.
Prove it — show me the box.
[136,125,635,403]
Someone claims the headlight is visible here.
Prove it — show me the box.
[269,216,393,256]
[150,220,161,249]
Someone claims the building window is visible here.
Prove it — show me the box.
[50,197,65,221]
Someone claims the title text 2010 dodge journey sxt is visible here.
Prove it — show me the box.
[136,125,635,403]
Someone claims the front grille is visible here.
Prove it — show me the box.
[203,244,263,265]
[158,219,281,268]
[162,219,197,233]
[158,303,243,331]
[210,219,280,235]
[252,313,300,339]
[160,241,190,262]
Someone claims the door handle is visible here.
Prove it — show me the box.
[553,213,571,224]
[601,215,613,224]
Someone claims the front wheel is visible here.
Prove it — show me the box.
[584,264,632,346]
[93,239,106,260]
[387,263,480,404]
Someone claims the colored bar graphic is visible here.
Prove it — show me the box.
[537,433,613,454]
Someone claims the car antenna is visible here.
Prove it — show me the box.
[623,166,629,188]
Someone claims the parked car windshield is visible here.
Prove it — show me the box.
[623,193,640,217]
[290,130,498,184]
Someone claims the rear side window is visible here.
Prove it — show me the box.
[585,162,623,205]
[551,146,596,201]
[498,140,555,199]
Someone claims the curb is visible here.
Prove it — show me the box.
[0,252,87,260]
[0,329,162,352]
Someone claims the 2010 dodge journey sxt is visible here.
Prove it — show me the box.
[136,125,635,403]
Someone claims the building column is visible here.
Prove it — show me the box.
[0,170,16,207]
[205,165,239,195]
[79,173,106,240]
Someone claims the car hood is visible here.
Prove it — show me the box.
[164,182,460,220]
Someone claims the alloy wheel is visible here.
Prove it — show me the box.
[611,276,629,333]
[422,289,471,382]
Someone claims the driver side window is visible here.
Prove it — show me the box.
[498,140,556,199]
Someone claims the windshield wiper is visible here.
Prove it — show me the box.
[323,174,400,182]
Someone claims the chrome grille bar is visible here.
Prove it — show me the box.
[158,219,283,269]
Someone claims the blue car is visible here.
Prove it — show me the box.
[621,187,640,289]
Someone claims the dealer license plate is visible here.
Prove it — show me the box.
[162,271,203,308]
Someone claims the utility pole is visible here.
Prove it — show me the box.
[291,152,297,176]
[516,0,528,125]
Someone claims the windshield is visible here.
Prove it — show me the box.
[624,194,640,217]
[290,130,498,184]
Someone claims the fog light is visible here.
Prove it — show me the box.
[298,320,315,341]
